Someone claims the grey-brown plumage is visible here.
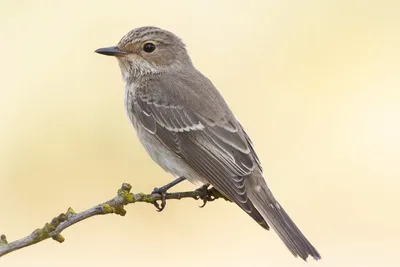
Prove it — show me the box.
[95,26,321,261]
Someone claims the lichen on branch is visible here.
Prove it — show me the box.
[0,183,229,258]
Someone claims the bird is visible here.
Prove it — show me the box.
[95,26,321,261]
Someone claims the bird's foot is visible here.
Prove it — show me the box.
[151,187,167,212]
[151,176,186,212]
[194,184,217,208]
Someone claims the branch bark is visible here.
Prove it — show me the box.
[0,183,229,258]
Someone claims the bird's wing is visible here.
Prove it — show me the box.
[131,70,264,216]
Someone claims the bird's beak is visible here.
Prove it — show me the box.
[95,46,128,57]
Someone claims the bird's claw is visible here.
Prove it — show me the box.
[151,187,167,212]
[195,184,216,208]
[150,176,187,212]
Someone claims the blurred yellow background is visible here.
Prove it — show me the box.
[1,0,399,266]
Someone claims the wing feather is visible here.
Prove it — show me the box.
[134,91,262,206]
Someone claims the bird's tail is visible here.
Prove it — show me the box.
[247,176,321,261]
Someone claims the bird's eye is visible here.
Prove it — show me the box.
[143,42,156,53]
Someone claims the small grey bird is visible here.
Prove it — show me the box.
[95,26,321,261]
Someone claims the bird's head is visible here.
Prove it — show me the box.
[95,26,192,81]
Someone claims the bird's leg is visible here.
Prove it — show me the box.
[151,176,186,212]
[194,184,217,208]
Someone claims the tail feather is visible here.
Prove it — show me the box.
[247,178,321,261]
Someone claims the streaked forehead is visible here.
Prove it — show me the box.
[118,26,180,47]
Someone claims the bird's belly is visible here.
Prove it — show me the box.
[134,121,207,186]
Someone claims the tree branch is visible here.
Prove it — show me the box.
[0,183,229,258]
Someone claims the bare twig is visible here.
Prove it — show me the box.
[0,183,229,258]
